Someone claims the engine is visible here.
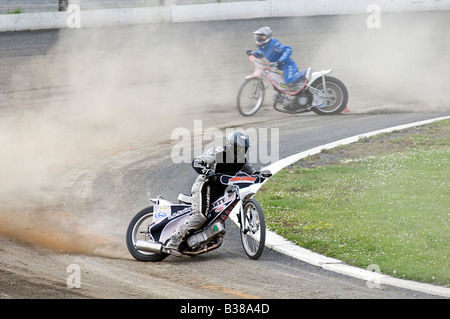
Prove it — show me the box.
[187,221,226,249]
[274,91,312,111]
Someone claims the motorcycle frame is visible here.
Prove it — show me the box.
[245,55,332,97]
[147,174,262,248]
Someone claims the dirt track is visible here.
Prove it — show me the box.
[1,12,449,300]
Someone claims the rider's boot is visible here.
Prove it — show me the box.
[164,244,183,258]
[272,91,284,104]
[165,211,206,258]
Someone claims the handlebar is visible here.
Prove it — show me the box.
[207,171,273,186]
[248,54,274,68]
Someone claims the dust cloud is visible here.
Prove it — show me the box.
[303,11,450,113]
[1,11,449,257]
[0,22,239,257]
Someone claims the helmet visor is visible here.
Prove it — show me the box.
[233,144,247,163]
[254,34,268,44]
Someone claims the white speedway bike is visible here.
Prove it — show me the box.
[126,171,271,261]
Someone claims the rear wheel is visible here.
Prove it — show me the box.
[311,76,348,115]
[240,199,266,260]
[237,78,265,116]
[126,206,169,262]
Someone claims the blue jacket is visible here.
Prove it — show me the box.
[251,38,296,71]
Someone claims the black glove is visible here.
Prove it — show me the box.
[255,170,272,178]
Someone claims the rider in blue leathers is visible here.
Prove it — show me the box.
[247,26,307,86]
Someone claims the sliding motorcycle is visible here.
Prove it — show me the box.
[126,171,271,262]
[237,55,348,116]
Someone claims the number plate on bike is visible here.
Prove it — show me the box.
[154,205,170,224]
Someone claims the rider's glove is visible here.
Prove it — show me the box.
[261,171,272,178]
[246,50,253,56]
[254,170,272,178]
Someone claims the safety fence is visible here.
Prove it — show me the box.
[1,0,449,31]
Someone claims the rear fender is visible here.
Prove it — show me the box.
[309,69,332,85]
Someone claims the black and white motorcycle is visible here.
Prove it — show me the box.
[126,171,271,261]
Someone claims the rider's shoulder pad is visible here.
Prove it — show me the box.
[201,146,224,164]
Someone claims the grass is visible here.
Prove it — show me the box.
[7,8,23,14]
[256,119,449,286]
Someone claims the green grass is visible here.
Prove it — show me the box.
[256,119,450,286]
[7,8,23,14]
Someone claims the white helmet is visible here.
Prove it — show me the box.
[253,26,272,46]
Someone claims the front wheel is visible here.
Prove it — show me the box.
[236,78,265,116]
[126,206,169,262]
[240,199,266,260]
[311,76,348,115]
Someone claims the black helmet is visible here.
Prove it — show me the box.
[226,131,250,160]
[253,26,272,46]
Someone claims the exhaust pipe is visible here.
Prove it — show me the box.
[135,240,163,254]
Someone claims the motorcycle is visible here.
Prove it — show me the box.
[237,55,349,116]
[126,171,271,261]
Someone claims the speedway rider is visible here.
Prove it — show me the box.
[165,131,270,257]
[246,26,308,88]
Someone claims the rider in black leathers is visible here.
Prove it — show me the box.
[165,131,258,256]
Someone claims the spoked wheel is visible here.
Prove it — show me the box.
[126,206,169,262]
[236,78,265,116]
[240,199,266,260]
[311,76,348,115]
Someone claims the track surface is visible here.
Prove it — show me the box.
[1,12,449,299]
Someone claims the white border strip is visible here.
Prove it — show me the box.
[234,115,450,297]
[2,0,450,32]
